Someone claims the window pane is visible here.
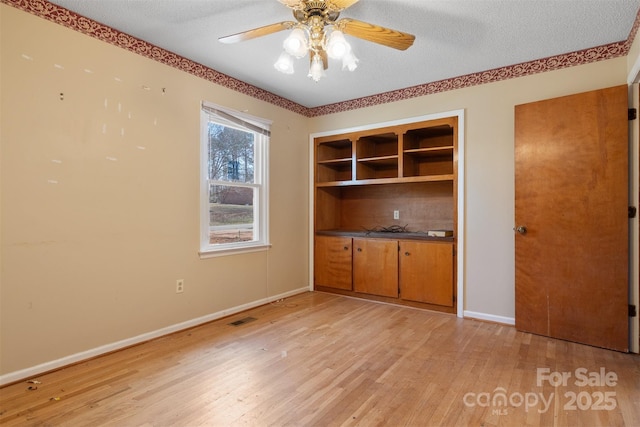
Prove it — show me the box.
[207,123,255,183]
[208,184,255,244]
[201,103,269,255]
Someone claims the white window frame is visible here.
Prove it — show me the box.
[199,102,271,258]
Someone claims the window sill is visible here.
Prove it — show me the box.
[199,243,271,259]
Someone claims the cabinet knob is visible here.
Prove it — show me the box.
[343,246,349,251]
[405,251,410,256]
[357,248,362,252]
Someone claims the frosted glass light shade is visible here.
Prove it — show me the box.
[326,30,350,59]
[283,28,308,58]
[308,54,325,82]
[342,50,359,71]
[274,52,294,74]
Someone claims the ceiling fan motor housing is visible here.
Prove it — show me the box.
[294,1,340,25]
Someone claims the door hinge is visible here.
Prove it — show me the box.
[630,305,637,317]
[629,108,637,121]
[630,206,637,219]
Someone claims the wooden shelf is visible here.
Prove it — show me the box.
[315,124,456,184]
[403,124,454,150]
[315,174,454,188]
[314,117,456,221]
[316,138,354,183]
[317,139,352,162]
[403,146,454,158]
[318,157,352,165]
[357,155,399,166]
[316,180,357,187]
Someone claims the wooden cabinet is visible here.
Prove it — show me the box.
[315,237,454,307]
[314,235,352,290]
[313,115,458,314]
[399,241,454,307]
[353,238,398,297]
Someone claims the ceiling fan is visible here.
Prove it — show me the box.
[218,0,416,82]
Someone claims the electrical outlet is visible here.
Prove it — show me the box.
[176,279,184,293]
[393,210,400,220]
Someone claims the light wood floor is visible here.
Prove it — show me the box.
[1,291,639,426]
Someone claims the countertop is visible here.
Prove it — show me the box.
[316,229,455,242]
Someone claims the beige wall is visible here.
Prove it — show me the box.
[309,57,629,321]
[1,2,637,378]
[0,5,309,376]
[628,26,640,81]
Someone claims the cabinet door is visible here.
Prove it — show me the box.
[399,241,453,307]
[353,238,398,297]
[314,235,353,290]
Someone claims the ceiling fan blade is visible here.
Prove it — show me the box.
[338,18,415,50]
[327,0,360,11]
[219,21,296,44]
[278,0,304,9]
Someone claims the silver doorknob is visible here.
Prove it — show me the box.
[515,225,527,235]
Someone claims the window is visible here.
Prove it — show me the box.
[200,102,270,257]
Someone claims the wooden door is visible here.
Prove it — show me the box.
[515,85,629,351]
[399,241,454,306]
[353,238,398,297]
[314,235,353,290]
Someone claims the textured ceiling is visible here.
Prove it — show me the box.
[42,0,640,108]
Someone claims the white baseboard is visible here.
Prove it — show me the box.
[464,310,515,326]
[0,287,309,386]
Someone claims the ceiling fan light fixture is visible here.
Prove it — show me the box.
[219,1,414,83]
[274,51,295,74]
[283,28,308,58]
[326,30,350,59]
[308,53,325,82]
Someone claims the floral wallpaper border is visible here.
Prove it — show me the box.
[3,0,639,117]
